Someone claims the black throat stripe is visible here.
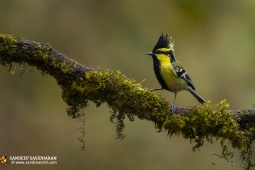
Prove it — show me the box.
[152,56,171,91]
[169,50,175,62]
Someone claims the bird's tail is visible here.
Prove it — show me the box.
[187,86,205,104]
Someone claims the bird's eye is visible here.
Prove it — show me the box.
[156,51,162,54]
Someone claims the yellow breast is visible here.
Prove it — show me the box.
[156,54,188,92]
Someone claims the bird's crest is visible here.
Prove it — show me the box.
[153,34,174,52]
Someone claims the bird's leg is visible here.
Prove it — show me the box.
[149,87,163,92]
[171,92,177,112]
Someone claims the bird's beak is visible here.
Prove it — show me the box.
[147,52,153,56]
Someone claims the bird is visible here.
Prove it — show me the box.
[147,34,205,112]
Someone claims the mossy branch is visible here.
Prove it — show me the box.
[0,33,254,169]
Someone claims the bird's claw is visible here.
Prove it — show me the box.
[171,104,176,113]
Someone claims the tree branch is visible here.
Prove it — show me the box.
[176,107,255,131]
[1,33,255,169]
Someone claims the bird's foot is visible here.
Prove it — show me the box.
[171,104,176,113]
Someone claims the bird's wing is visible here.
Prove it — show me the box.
[172,62,196,90]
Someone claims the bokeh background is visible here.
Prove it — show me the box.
[1,0,255,170]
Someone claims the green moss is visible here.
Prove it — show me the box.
[0,33,74,77]
[164,100,244,149]
[0,33,19,72]
[62,69,169,137]
[164,99,255,168]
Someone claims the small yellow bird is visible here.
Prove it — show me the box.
[147,34,205,112]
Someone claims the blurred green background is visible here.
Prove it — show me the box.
[1,0,255,169]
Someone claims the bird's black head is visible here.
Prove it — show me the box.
[152,34,171,53]
[147,34,175,62]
